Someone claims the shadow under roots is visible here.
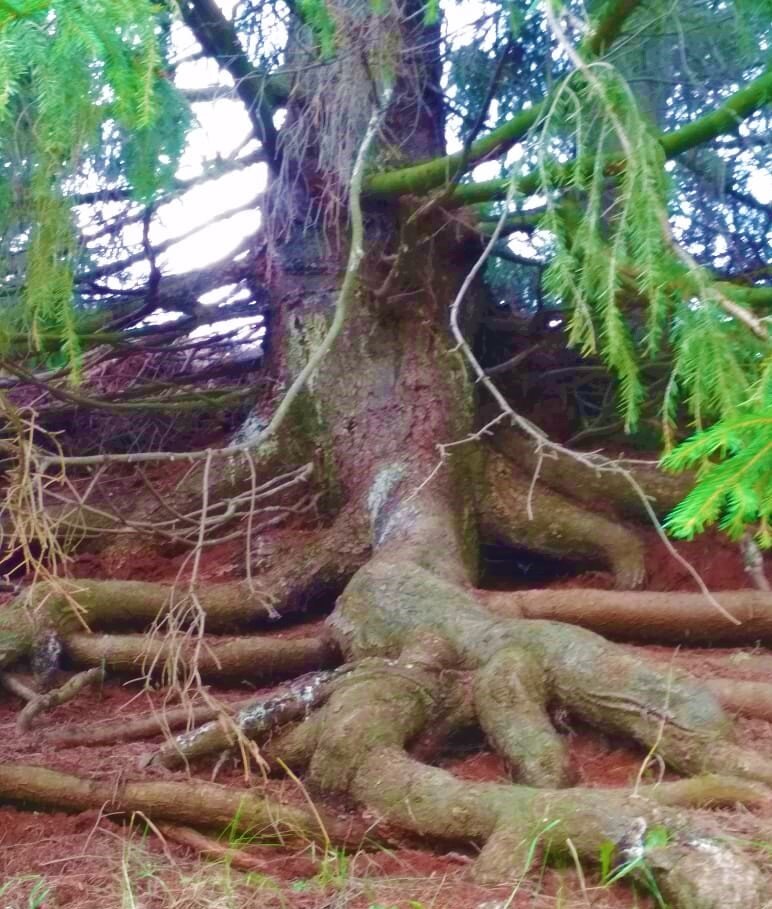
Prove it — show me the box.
[480,542,592,590]
[263,577,349,628]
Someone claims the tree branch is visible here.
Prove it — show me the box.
[178,0,282,172]
[661,65,772,159]
[443,66,772,207]
[363,0,645,199]
[78,192,262,284]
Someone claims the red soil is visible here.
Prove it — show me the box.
[1,537,770,908]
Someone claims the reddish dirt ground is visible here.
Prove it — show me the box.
[1,537,770,908]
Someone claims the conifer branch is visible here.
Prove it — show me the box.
[410,65,772,208]
[363,0,644,198]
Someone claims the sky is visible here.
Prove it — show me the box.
[153,0,504,280]
[148,2,771,294]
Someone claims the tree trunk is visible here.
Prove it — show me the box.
[2,9,771,906]
[221,129,772,902]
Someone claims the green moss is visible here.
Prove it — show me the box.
[445,347,480,579]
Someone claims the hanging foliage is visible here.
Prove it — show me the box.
[0,0,189,373]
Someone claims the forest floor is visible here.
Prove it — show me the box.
[1,528,770,909]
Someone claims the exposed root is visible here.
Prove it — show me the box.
[481,587,772,645]
[0,670,37,702]
[474,645,570,786]
[354,752,766,908]
[489,423,694,520]
[629,650,772,722]
[44,694,259,748]
[0,763,370,848]
[154,667,349,769]
[0,511,368,670]
[63,630,339,682]
[700,680,772,723]
[0,482,767,908]
[154,822,320,878]
[266,639,769,909]
[479,448,646,588]
[330,559,772,786]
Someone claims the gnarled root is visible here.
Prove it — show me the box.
[266,637,769,909]
[479,448,646,589]
[331,560,772,785]
[248,555,772,907]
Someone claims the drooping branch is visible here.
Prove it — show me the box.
[0,241,260,364]
[585,0,644,56]
[70,148,266,208]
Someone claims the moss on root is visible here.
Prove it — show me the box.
[267,633,769,908]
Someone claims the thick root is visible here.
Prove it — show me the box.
[64,630,339,682]
[482,587,772,645]
[648,847,764,909]
[479,448,646,588]
[329,560,772,785]
[154,667,347,769]
[632,650,772,722]
[268,642,768,909]
[489,424,693,520]
[0,511,367,671]
[474,646,570,787]
[702,679,772,722]
[0,763,369,848]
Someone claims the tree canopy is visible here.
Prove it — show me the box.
[0,0,770,542]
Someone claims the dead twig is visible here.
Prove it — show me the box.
[17,667,105,733]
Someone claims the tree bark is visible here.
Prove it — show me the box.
[2,11,771,906]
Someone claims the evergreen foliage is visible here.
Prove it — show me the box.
[0,0,188,370]
[663,406,772,546]
[535,43,769,440]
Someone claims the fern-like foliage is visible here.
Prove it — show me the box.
[0,0,189,373]
[662,405,772,547]
[534,0,770,545]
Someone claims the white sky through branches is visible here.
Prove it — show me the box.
[151,2,770,300]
